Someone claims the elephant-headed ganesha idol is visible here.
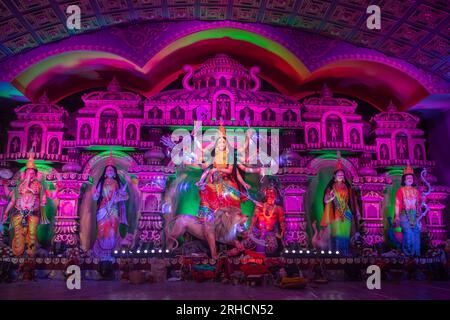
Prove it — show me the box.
[3,154,54,257]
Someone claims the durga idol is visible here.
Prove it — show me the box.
[320,153,357,256]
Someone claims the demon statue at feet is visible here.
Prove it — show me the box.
[249,186,285,255]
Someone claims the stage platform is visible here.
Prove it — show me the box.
[1,278,449,300]
[0,254,444,270]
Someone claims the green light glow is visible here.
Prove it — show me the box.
[86,146,136,152]
[90,149,132,168]
[145,28,310,79]
[384,174,403,238]
[38,180,57,245]
[174,170,201,216]
[385,166,403,237]
[173,170,257,224]
[15,51,140,88]
[17,161,54,173]
[305,166,335,236]
[386,168,404,176]
[14,27,309,100]
[0,82,29,101]
[310,151,353,157]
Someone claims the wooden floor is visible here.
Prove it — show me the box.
[1,279,449,300]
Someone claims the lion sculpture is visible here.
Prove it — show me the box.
[165,206,248,255]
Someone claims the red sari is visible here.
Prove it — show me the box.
[198,166,244,222]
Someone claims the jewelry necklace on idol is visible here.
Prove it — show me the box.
[263,203,276,218]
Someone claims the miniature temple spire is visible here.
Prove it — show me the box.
[321,83,333,98]
[387,100,398,112]
[38,92,50,104]
[107,148,114,166]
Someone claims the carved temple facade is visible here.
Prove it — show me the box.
[0,54,448,253]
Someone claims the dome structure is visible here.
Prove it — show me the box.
[145,54,300,127]
[82,77,141,106]
[191,54,253,90]
[372,101,420,128]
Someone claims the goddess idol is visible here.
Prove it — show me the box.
[320,153,357,255]
[162,121,269,258]
[194,123,250,258]
[91,151,129,259]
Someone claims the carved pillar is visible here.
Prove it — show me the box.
[46,172,90,249]
[0,183,6,219]
[278,172,308,249]
[354,176,391,248]
[424,186,449,247]
[132,169,170,249]
[0,183,9,245]
[0,166,13,245]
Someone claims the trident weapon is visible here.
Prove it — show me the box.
[417,168,433,228]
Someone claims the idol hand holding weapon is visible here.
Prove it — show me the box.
[417,167,432,228]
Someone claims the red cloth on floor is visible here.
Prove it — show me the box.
[192,270,215,282]
[215,257,232,278]
[244,250,265,260]
[240,264,269,276]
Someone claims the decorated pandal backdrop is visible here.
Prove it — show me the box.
[0,3,448,291]
[0,52,448,268]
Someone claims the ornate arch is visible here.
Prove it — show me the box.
[82,150,138,178]
[306,155,359,180]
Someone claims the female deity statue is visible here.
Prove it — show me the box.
[194,124,250,258]
[394,164,422,256]
[91,152,129,259]
[320,154,357,255]
[162,120,271,258]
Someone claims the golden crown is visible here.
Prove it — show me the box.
[25,152,37,170]
[403,162,414,175]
